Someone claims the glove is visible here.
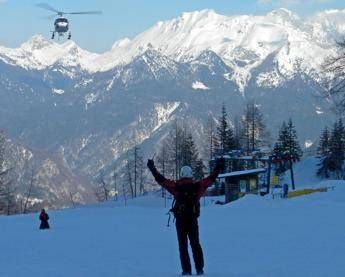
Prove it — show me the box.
[147,159,155,170]
[215,157,225,172]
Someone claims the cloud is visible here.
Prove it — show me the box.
[258,0,330,5]
[0,0,7,3]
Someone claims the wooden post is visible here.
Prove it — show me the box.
[266,156,272,194]
[69,192,76,208]
[290,158,295,190]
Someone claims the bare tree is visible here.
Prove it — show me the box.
[133,145,139,197]
[0,131,16,215]
[172,120,184,180]
[23,166,36,214]
[124,145,147,198]
[137,154,146,195]
[122,182,127,207]
[323,40,345,112]
[100,175,110,201]
[113,167,118,201]
[203,114,216,162]
[69,192,76,208]
[157,140,169,197]
[94,174,111,202]
[125,157,134,198]
[2,178,16,215]
[239,100,270,153]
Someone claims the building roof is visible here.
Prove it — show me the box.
[218,168,267,178]
[210,155,271,162]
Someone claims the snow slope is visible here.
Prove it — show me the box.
[281,156,345,190]
[1,183,345,277]
[282,156,321,188]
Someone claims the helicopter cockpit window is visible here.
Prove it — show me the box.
[56,18,68,23]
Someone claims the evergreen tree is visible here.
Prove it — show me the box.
[317,127,331,178]
[181,132,204,180]
[213,104,238,154]
[328,119,345,179]
[193,159,205,181]
[273,119,303,175]
[156,122,204,180]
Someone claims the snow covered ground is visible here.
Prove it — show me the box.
[1,158,345,277]
[281,156,344,190]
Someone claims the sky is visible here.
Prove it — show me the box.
[0,0,344,53]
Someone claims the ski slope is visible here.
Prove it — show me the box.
[1,181,345,277]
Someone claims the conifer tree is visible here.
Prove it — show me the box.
[273,119,303,175]
[157,122,204,180]
[181,132,204,180]
[214,104,238,154]
[328,119,345,179]
[317,127,331,178]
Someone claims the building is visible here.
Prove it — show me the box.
[209,152,273,203]
[218,168,267,202]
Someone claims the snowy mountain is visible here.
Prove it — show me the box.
[1,9,344,83]
[0,8,344,207]
[0,35,98,73]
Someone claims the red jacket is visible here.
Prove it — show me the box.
[39,212,49,221]
[150,167,221,199]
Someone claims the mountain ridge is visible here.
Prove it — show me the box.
[0,8,344,84]
[0,8,342,209]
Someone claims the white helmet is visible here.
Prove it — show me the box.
[180,166,193,178]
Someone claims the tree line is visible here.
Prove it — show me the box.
[317,119,345,179]
[151,101,303,185]
[4,99,339,211]
[0,131,38,215]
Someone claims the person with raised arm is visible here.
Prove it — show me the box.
[147,157,225,276]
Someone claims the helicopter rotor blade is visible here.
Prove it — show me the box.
[39,15,57,20]
[66,11,103,15]
[35,3,60,14]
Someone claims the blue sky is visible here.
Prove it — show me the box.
[0,0,343,52]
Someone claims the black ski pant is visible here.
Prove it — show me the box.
[175,217,204,274]
[39,220,50,229]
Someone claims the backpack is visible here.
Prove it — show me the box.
[171,181,200,219]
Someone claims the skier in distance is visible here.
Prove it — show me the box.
[39,208,50,230]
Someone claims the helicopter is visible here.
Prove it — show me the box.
[36,3,102,40]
